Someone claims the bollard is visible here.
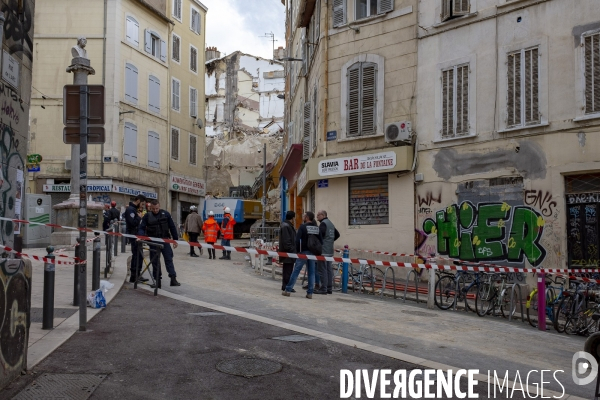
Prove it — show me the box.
[121,220,127,253]
[342,245,349,294]
[113,220,118,257]
[427,269,436,309]
[92,233,101,290]
[537,272,546,331]
[105,227,112,278]
[73,241,79,306]
[42,246,55,330]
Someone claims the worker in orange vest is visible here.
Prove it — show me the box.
[202,211,220,260]
[219,207,236,260]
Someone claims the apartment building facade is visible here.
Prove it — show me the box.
[280,0,417,252]
[415,0,600,269]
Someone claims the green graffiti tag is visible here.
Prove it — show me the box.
[423,202,546,266]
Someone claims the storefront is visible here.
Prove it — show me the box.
[43,179,114,224]
[169,173,206,226]
[297,146,414,252]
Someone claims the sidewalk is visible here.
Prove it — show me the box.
[26,244,127,370]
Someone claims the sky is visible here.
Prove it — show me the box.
[202,0,286,60]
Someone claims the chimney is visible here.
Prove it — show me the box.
[274,46,286,61]
[206,46,221,60]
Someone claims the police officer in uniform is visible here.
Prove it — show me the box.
[125,194,146,283]
[138,199,181,288]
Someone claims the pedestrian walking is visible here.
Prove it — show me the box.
[125,195,147,283]
[315,210,340,295]
[219,207,236,260]
[138,200,181,288]
[282,211,323,299]
[278,211,297,292]
[183,206,203,257]
[202,211,220,260]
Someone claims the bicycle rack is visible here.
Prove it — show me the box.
[508,283,525,323]
[381,266,398,299]
[401,269,420,303]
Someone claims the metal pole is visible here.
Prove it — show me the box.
[92,233,101,290]
[121,220,126,253]
[262,143,266,231]
[427,269,436,309]
[104,228,111,278]
[537,272,546,331]
[73,258,79,306]
[42,246,55,330]
[113,220,118,257]
[78,84,89,332]
[342,245,349,293]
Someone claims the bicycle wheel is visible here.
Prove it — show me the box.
[361,266,385,295]
[332,263,343,291]
[462,275,479,313]
[500,288,517,318]
[564,312,583,335]
[435,275,457,310]
[475,282,495,317]
[526,291,539,328]
[554,295,574,333]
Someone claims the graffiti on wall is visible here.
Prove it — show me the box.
[524,190,557,218]
[1,0,34,61]
[349,192,389,225]
[92,194,111,204]
[417,191,442,216]
[422,201,547,266]
[0,259,30,387]
[0,123,23,247]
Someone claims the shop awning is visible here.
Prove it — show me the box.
[279,144,303,183]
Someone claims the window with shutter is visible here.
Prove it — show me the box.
[287,121,294,148]
[190,46,198,73]
[332,0,346,27]
[441,64,469,139]
[356,0,377,19]
[125,63,138,104]
[190,87,198,117]
[378,0,394,14]
[302,102,311,160]
[144,30,152,53]
[312,86,318,151]
[148,75,160,114]
[171,127,179,161]
[507,47,539,128]
[189,134,198,165]
[191,8,200,34]
[124,123,138,162]
[347,62,377,137]
[172,34,180,62]
[441,0,470,22]
[172,78,180,111]
[584,33,600,114]
[173,0,182,20]
[148,131,160,168]
[126,17,139,46]
[349,173,389,225]
[160,40,167,63]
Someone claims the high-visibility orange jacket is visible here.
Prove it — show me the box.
[221,213,236,240]
[202,217,220,243]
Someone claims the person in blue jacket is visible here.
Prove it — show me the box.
[124,194,146,283]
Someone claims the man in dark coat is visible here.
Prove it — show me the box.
[125,194,146,283]
[278,211,297,292]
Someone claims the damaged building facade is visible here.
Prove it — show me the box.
[416,0,600,270]
[280,0,417,251]
[204,48,284,207]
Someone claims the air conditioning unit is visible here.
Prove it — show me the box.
[385,121,411,145]
[65,160,71,170]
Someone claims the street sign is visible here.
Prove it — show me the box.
[63,127,105,144]
[326,131,337,141]
[317,179,329,188]
[63,85,105,125]
[27,154,42,164]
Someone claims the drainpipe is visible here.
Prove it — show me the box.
[100,0,107,177]
[166,22,173,214]
[323,0,329,158]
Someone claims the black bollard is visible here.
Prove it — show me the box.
[92,233,101,290]
[42,246,55,330]
[121,220,127,253]
[113,220,118,257]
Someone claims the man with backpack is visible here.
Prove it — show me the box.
[315,210,340,295]
[282,211,323,299]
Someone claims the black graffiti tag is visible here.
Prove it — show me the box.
[2,0,34,61]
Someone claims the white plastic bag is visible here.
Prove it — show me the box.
[87,289,107,308]
[100,280,114,293]
[87,291,96,307]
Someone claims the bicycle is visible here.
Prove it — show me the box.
[434,270,482,312]
[526,275,567,329]
[475,273,516,318]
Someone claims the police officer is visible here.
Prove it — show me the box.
[138,199,181,288]
[219,207,236,260]
[108,201,121,221]
[125,194,146,283]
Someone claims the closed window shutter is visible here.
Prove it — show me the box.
[190,135,197,164]
[148,75,160,113]
[302,30,307,75]
[349,173,389,226]
[171,128,179,160]
[303,101,311,159]
[172,79,180,111]
[144,29,151,53]
[312,87,318,151]
[347,64,360,137]
[441,0,451,21]
[160,40,167,62]
[378,0,394,14]
[125,63,138,104]
[172,35,180,62]
[174,0,182,19]
[192,10,200,33]
[287,121,294,148]
[315,0,320,41]
[126,18,139,46]
[453,0,470,16]
[361,63,376,136]
[332,0,346,27]
[190,47,197,72]
[524,48,539,125]
[148,131,160,168]
[196,11,201,33]
[507,51,521,127]
[585,34,600,114]
[442,68,453,138]
[124,123,138,162]
[190,88,197,117]
[456,64,469,135]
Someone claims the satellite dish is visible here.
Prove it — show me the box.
[196,119,204,129]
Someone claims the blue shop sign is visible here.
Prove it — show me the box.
[317,179,329,188]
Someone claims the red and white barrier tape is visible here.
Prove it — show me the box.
[0,244,76,265]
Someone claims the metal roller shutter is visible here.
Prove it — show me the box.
[348,173,389,226]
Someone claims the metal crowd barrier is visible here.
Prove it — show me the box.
[133,240,164,296]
